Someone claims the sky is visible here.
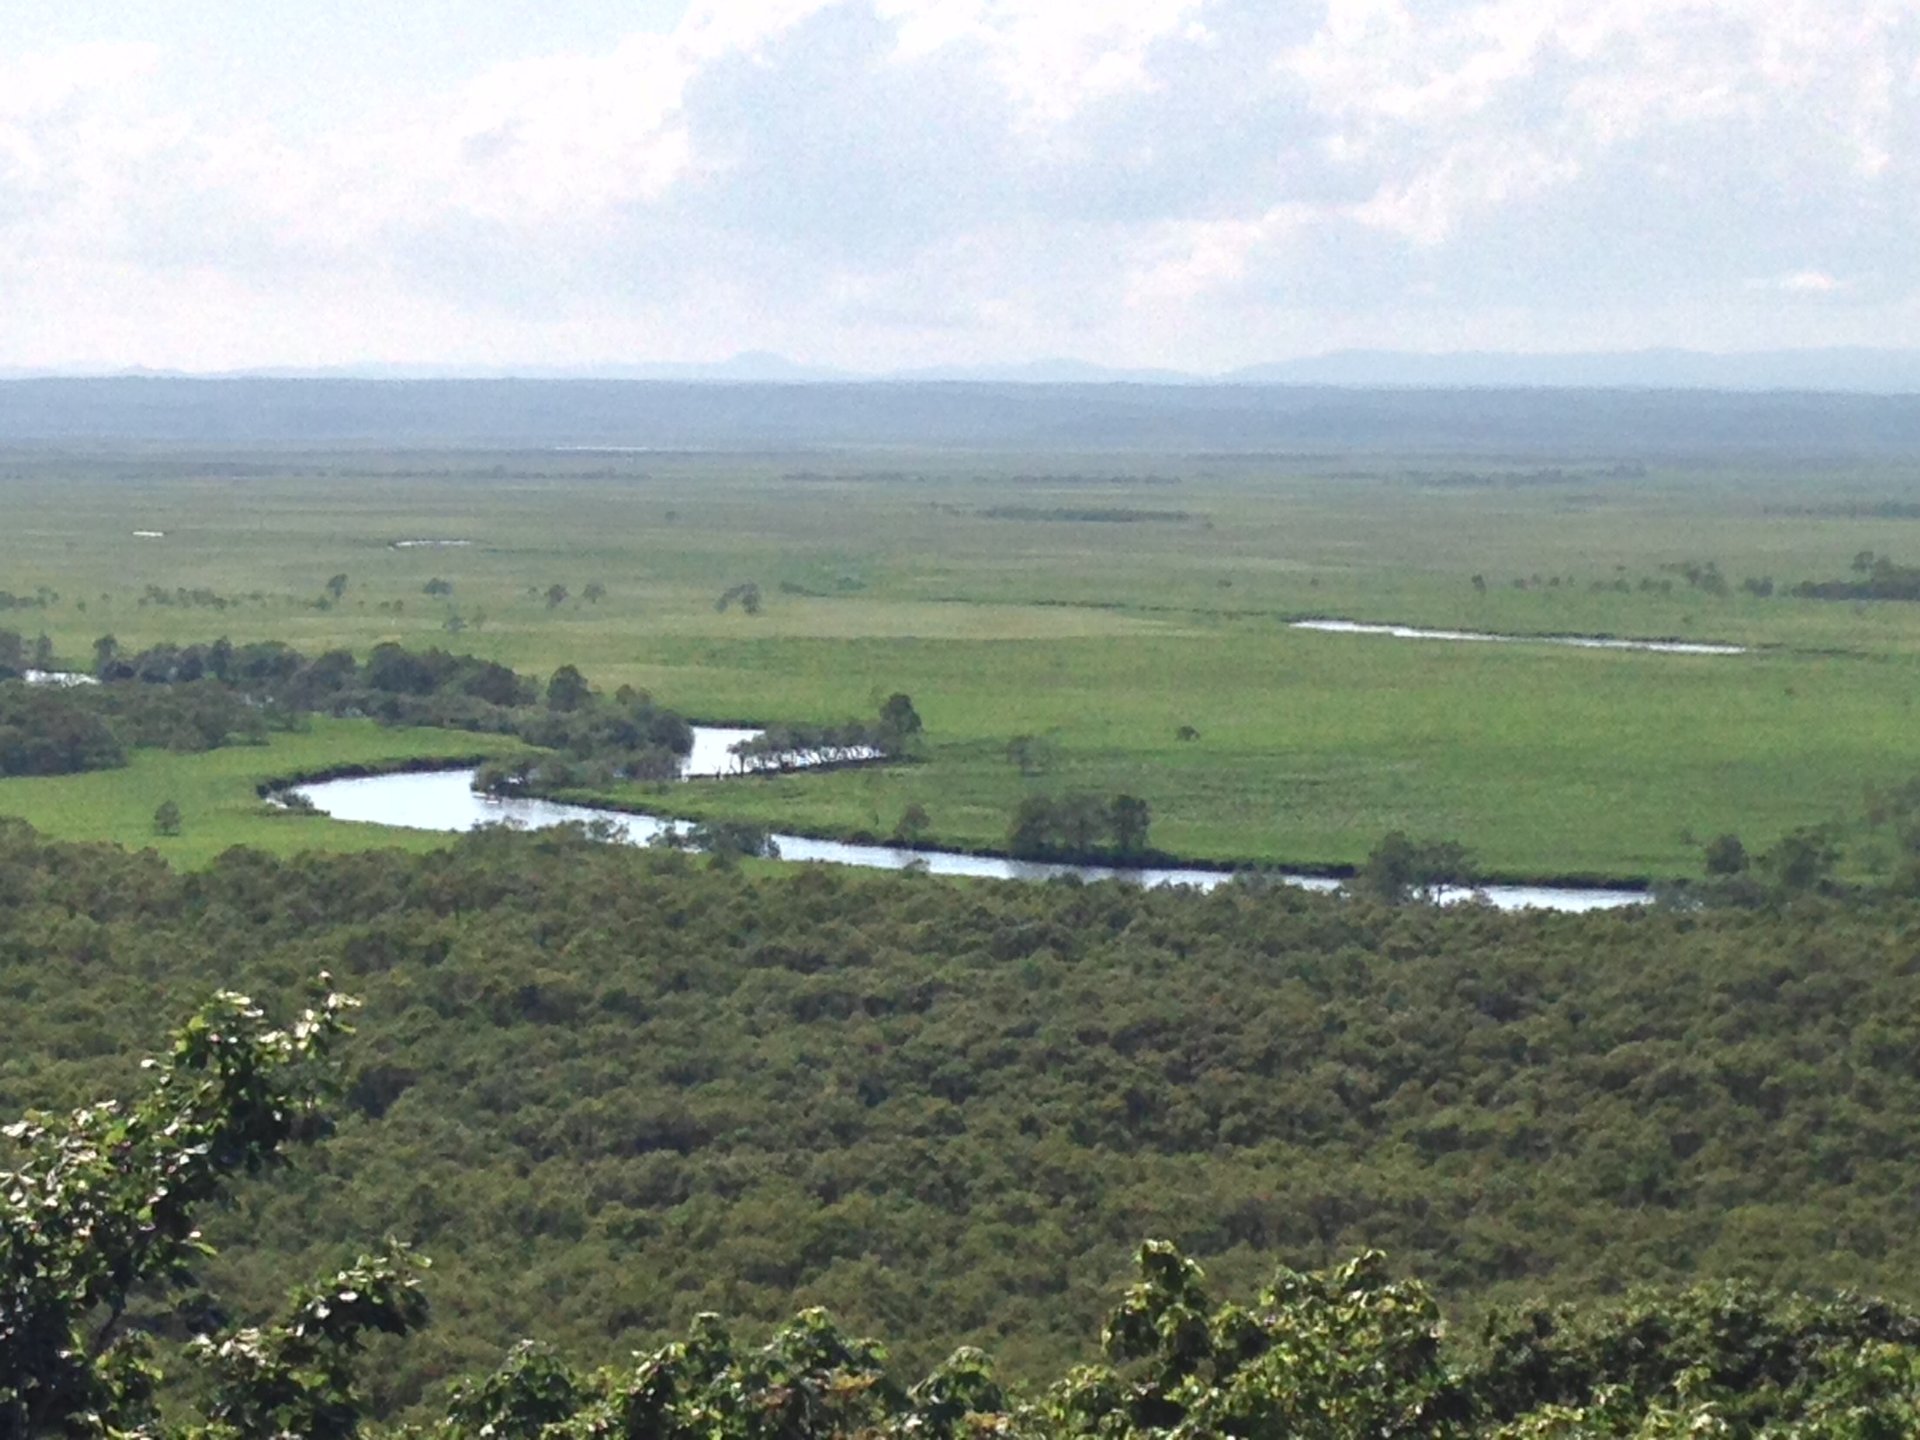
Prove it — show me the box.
[1,0,1916,373]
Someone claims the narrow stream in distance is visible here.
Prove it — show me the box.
[1290,618,1747,655]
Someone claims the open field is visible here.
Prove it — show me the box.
[0,718,518,866]
[6,444,1920,878]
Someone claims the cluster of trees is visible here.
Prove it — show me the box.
[663,817,782,862]
[506,581,609,609]
[728,693,922,772]
[1347,832,1477,904]
[1572,550,1920,606]
[1667,777,1920,908]
[975,506,1193,524]
[4,632,919,801]
[0,627,56,675]
[0,634,714,787]
[1661,558,1730,595]
[715,581,763,614]
[11,961,1920,1434]
[1007,791,1152,860]
[140,582,236,609]
[90,634,351,691]
[0,671,279,778]
[1671,828,1843,905]
[0,683,126,776]
[462,664,694,792]
[1791,550,1920,602]
[1465,563,1779,600]
[81,636,700,787]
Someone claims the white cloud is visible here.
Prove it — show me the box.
[1349,141,1579,246]
[0,41,163,120]
[0,0,1917,369]
[1127,204,1325,305]
[1747,270,1845,294]
[880,0,1205,125]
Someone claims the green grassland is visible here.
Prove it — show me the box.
[5,446,1920,878]
[0,718,517,866]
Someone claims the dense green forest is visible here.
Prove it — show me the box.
[4,820,1920,1429]
[10,995,1920,1437]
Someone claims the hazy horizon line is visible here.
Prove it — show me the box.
[8,344,1920,394]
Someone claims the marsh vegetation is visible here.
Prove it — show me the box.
[9,421,1920,1430]
[7,445,1920,880]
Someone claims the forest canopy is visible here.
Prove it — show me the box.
[3,821,1920,1428]
[7,979,1920,1437]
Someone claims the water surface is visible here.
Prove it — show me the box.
[294,736,1645,913]
[1291,618,1745,656]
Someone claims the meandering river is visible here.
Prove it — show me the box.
[19,669,1646,911]
[292,728,1646,913]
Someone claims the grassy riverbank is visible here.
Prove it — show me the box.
[598,632,1910,882]
[0,719,518,866]
[5,447,1920,876]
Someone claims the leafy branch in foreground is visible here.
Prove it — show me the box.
[428,1239,1920,1437]
[0,981,426,1439]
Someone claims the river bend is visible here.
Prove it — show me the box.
[292,729,1645,913]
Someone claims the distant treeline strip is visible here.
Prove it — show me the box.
[975,506,1194,523]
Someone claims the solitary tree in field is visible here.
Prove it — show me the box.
[423,577,454,597]
[1704,833,1748,876]
[1006,734,1057,776]
[325,573,349,602]
[583,582,606,604]
[1110,794,1152,856]
[546,664,591,712]
[152,799,182,836]
[545,583,569,609]
[879,692,922,748]
[892,803,931,845]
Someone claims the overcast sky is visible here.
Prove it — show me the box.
[2,0,1915,372]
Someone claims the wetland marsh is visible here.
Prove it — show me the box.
[4,434,1920,881]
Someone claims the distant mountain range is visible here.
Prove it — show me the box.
[7,348,1920,392]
